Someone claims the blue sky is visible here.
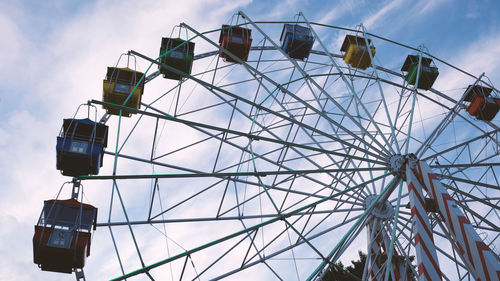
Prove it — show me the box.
[1,0,500,280]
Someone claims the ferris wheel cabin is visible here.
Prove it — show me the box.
[464,85,500,121]
[56,118,108,177]
[280,24,315,60]
[33,198,97,273]
[102,67,145,116]
[340,35,376,70]
[159,38,195,80]
[219,24,253,63]
[401,55,439,90]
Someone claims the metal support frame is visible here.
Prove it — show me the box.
[416,73,486,158]
[110,174,390,280]
[359,24,401,154]
[75,268,86,281]
[64,12,500,281]
[179,19,392,160]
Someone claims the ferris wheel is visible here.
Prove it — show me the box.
[34,11,500,281]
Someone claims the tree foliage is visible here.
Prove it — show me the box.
[320,251,415,281]
[321,251,366,281]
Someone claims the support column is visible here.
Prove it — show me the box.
[365,192,410,281]
[379,228,409,281]
[367,219,384,281]
[367,218,411,281]
[406,161,442,281]
[416,161,500,281]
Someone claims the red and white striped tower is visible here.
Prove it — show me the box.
[367,218,384,281]
[416,160,500,281]
[367,217,410,281]
[406,160,443,281]
[365,192,411,281]
[379,227,410,281]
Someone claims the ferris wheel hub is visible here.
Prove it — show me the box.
[365,195,394,220]
[389,154,405,174]
[389,153,419,179]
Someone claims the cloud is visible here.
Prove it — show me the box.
[0,14,25,76]
[414,0,450,16]
[314,1,355,26]
[262,0,309,19]
[361,0,405,30]
[435,31,500,96]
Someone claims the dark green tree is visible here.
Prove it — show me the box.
[321,251,366,281]
[321,251,415,281]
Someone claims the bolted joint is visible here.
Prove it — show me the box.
[71,178,81,199]
[278,213,288,221]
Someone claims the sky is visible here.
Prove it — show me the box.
[1,0,500,280]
